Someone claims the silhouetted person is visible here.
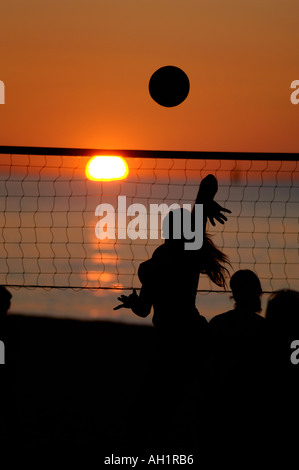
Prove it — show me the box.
[263,289,299,459]
[0,287,12,446]
[266,289,299,366]
[114,174,231,454]
[209,269,266,382]
[115,174,230,347]
[0,286,11,342]
[208,270,267,464]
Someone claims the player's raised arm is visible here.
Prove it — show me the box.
[192,174,231,232]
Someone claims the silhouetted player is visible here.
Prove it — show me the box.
[266,288,299,362]
[265,289,299,397]
[208,270,267,462]
[0,287,12,446]
[209,269,266,383]
[114,175,231,453]
[0,286,11,346]
[115,174,231,338]
[114,174,231,380]
[263,289,299,460]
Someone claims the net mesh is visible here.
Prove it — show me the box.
[0,151,298,293]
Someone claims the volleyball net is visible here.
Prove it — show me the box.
[0,146,298,294]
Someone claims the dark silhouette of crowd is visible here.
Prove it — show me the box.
[115,174,299,463]
[1,174,298,464]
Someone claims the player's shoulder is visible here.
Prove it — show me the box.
[252,312,266,323]
[209,310,236,327]
[138,259,153,283]
[138,244,166,283]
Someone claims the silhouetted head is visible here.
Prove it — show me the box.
[230,270,262,313]
[0,286,12,319]
[162,208,194,249]
[266,289,299,338]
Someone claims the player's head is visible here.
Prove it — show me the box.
[230,270,262,313]
[0,286,12,319]
[162,208,194,247]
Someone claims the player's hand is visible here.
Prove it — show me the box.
[198,174,218,201]
[114,289,138,310]
[206,201,231,226]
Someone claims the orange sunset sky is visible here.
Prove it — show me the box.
[1,1,299,322]
[1,0,299,153]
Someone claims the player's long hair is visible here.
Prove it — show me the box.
[199,234,231,288]
[163,208,231,288]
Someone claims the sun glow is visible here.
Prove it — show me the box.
[85,156,129,181]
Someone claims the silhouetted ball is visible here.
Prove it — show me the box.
[149,66,190,107]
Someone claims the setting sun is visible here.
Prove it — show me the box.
[85,156,129,181]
